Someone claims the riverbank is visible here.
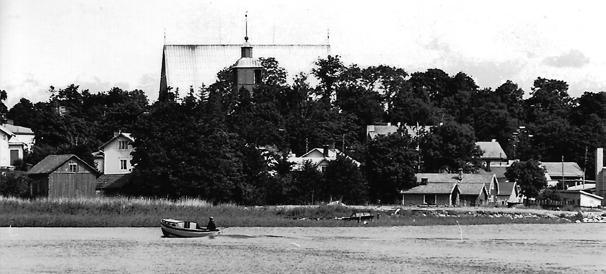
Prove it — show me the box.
[0,196,593,227]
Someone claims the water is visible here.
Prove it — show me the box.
[1,224,605,273]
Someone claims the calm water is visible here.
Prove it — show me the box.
[1,224,605,273]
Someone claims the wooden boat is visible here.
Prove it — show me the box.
[160,219,220,238]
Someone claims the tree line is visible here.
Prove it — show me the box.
[1,56,604,203]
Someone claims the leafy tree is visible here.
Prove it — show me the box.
[505,160,547,198]
[0,172,31,198]
[420,122,481,173]
[312,55,346,103]
[324,155,368,204]
[365,133,418,203]
[286,162,324,204]
[0,89,7,123]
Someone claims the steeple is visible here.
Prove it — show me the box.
[232,12,262,93]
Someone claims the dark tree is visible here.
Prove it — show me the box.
[324,155,368,204]
[365,133,418,203]
[505,160,547,198]
[420,122,481,173]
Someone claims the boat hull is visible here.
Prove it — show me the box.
[160,219,220,238]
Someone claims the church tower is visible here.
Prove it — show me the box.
[232,13,262,93]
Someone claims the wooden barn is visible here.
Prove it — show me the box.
[27,154,99,198]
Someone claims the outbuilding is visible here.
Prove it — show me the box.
[556,190,603,208]
[27,154,99,198]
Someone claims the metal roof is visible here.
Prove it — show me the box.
[415,173,494,184]
[476,141,508,159]
[161,44,330,93]
[401,182,458,195]
[542,162,584,177]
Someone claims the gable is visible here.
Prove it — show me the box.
[54,158,98,175]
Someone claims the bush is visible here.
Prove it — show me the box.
[0,172,31,198]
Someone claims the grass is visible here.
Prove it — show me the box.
[0,196,577,227]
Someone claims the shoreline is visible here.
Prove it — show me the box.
[1,196,601,227]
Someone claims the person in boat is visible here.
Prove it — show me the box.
[206,217,217,231]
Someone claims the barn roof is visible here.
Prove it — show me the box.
[161,44,330,93]
[28,154,98,175]
[400,182,457,195]
[541,162,584,177]
[476,141,508,159]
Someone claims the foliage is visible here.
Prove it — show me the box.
[420,122,481,173]
[505,160,547,198]
[4,53,605,204]
[0,172,31,198]
[324,155,368,204]
[365,133,418,203]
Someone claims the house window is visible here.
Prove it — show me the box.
[69,163,79,173]
[321,166,328,173]
[424,194,435,205]
[120,160,128,170]
[119,141,128,149]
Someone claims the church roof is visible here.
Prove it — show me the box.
[161,44,330,93]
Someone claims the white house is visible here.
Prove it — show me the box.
[288,147,360,172]
[2,123,35,166]
[96,132,135,175]
[0,125,15,168]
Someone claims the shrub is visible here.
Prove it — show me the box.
[0,171,31,198]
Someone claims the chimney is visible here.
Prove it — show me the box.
[491,139,496,142]
[6,119,13,125]
[113,130,121,137]
[458,168,463,180]
[397,122,401,128]
[323,145,329,158]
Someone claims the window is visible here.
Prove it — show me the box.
[424,194,435,205]
[69,163,79,173]
[119,141,128,149]
[120,160,127,170]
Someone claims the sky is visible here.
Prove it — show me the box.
[1,0,606,107]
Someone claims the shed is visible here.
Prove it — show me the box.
[556,190,603,208]
[27,154,99,198]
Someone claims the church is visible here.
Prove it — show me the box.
[159,16,330,100]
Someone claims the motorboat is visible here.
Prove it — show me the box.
[160,218,220,238]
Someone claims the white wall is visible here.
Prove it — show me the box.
[0,133,10,167]
[103,136,133,174]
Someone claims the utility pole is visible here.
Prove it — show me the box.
[561,155,565,190]
[341,134,345,152]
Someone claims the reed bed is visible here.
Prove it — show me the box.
[0,196,571,227]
